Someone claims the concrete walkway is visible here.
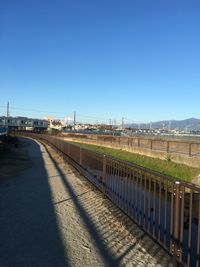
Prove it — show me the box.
[0,138,172,267]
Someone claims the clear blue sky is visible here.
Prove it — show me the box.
[0,0,200,123]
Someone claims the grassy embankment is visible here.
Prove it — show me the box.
[71,142,200,182]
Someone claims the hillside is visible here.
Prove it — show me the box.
[126,118,200,131]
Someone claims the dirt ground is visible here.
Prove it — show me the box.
[0,138,172,267]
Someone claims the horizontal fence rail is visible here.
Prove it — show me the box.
[18,133,200,267]
[62,133,200,157]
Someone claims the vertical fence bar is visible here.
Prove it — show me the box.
[119,163,122,207]
[116,162,119,204]
[139,172,142,226]
[121,164,124,210]
[113,162,116,202]
[122,164,125,211]
[109,159,112,196]
[197,194,200,267]
[148,175,151,234]
[112,160,115,201]
[173,182,180,266]
[187,190,193,267]
[119,164,123,209]
[179,186,185,263]
[115,162,118,204]
[128,168,132,216]
[158,179,162,242]
[126,167,129,215]
[164,180,168,248]
[111,161,114,199]
[112,160,115,199]
[136,171,139,221]
[170,183,174,252]
[102,155,106,194]
[132,168,135,220]
[144,173,147,230]
[153,178,156,238]
[124,166,127,211]
[107,158,111,194]
[123,165,126,211]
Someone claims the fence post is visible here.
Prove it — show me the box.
[138,138,140,148]
[68,143,70,156]
[167,141,170,153]
[80,147,82,166]
[173,181,180,267]
[189,143,192,157]
[150,140,153,150]
[102,155,107,194]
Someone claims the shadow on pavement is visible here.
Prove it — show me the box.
[0,138,70,267]
[45,144,119,267]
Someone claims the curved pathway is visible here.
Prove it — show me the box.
[0,138,172,267]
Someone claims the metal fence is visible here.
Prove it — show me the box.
[0,127,7,136]
[63,133,200,157]
[20,133,200,267]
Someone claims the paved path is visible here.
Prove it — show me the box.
[0,138,172,267]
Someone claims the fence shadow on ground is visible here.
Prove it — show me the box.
[44,143,172,267]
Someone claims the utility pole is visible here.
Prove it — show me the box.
[168,121,171,131]
[122,117,124,131]
[150,121,152,131]
[73,111,76,131]
[109,118,112,130]
[6,101,10,133]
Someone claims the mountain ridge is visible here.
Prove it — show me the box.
[126,118,200,131]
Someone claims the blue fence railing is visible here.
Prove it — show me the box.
[0,127,7,135]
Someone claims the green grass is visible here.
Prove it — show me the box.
[71,142,200,182]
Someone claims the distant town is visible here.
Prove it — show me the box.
[1,115,200,137]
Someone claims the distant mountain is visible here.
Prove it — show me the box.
[125,118,200,131]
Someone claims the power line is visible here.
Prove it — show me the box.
[0,104,141,127]
[10,106,70,115]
